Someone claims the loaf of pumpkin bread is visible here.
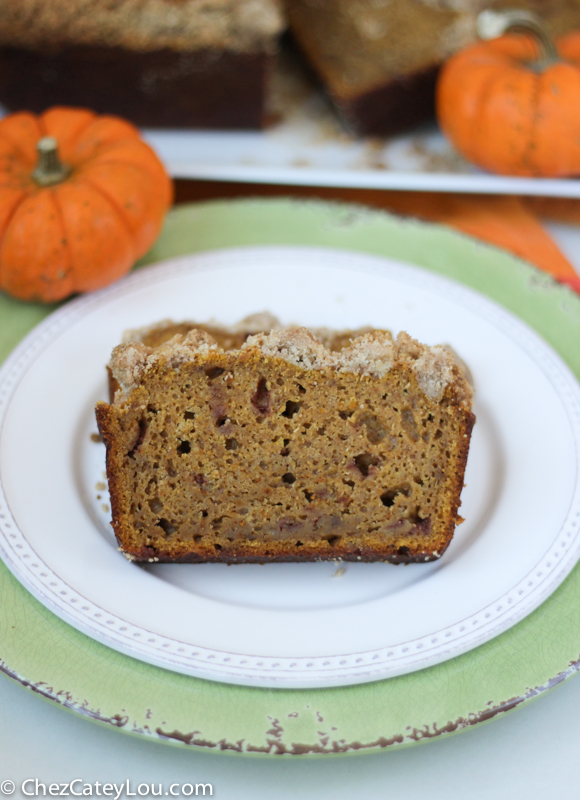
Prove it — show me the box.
[0,0,285,129]
[285,0,580,136]
[96,319,474,564]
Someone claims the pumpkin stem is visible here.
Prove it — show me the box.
[32,137,71,187]
[477,9,559,69]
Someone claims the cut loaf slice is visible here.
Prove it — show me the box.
[96,322,474,564]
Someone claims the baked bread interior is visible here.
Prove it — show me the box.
[96,318,474,564]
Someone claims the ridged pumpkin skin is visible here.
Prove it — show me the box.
[436,32,580,177]
[0,107,173,302]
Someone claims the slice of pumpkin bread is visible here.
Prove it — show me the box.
[96,323,474,564]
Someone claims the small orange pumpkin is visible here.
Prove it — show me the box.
[0,106,173,302]
[436,10,580,177]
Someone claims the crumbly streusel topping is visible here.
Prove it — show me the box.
[122,312,283,344]
[110,318,473,406]
[0,0,285,52]
[338,330,395,378]
[244,327,335,370]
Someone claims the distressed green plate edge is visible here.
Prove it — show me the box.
[1,197,580,757]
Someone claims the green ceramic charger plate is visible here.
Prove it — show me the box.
[1,198,580,755]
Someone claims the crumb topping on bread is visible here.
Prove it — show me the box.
[338,331,395,379]
[109,342,150,396]
[122,312,283,345]
[110,322,472,408]
[243,328,335,370]
[0,0,285,53]
[412,345,455,401]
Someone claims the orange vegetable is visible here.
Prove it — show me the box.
[436,10,580,177]
[0,106,173,302]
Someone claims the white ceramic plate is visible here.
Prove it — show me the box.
[145,125,580,198]
[137,48,580,197]
[0,246,579,689]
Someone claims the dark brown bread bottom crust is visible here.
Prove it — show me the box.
[124,543,450,565]
[0,46,271,129]
[332,65,439,138]
[287,30,439,137]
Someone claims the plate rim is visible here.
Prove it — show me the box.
[1,244,580,689]
[1,197,580,755]
[165,161,580,198]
